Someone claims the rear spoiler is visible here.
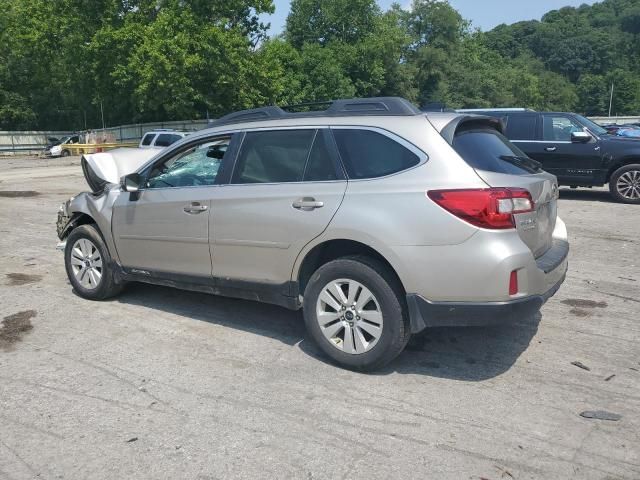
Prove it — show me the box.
[438,115,505,145]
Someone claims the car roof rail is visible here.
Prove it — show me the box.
[211,97,422,127]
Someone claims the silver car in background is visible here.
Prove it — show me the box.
[56,97,568,370]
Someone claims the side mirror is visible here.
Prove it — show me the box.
[571,131,591,143]
[121,173,141,192]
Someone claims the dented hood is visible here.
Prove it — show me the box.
[81,148,160,193]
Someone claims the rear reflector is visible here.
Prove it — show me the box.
[509,270,519,295]
[427,188,534,230]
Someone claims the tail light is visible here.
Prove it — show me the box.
[427,188,534,230]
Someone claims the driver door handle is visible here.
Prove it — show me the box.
[184,202,208,214]
[545,146,557,152]
[292,197,324,211]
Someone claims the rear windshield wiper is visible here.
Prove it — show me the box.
[499,155,542,173]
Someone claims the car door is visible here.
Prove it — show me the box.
[526,114,602,184]
[210,128,347,289]
[111,135,235,277]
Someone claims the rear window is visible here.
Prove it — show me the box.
[333,129,420,179]
[453,128,542,175]
[154,133,183,147]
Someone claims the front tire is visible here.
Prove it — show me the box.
[64,224,122,300]
[303,256,410,371]
[609,164,640,204]
[61,149,71,157]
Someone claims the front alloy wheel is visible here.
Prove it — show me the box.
[64,224,123,300]
[69,238,103,290]
[316,278,384,354]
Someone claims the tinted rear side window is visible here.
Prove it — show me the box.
[303,131,338,182]
[333,129,420,179]
[504,115,537,140]
[141,133,155,146]
[453,128,542,175]
[232,130,315,184]
[155,133,183,147]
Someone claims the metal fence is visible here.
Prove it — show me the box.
[2,115,639,155]
[0,119,209,155]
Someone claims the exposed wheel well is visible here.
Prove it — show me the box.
[607,160,640,183]
[61,212,96,239]
[297,239,405,296]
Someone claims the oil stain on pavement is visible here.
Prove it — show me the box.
[0,310,36,350]
[5,273,42,286]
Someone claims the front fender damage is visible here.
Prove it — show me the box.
[56,188,121,264]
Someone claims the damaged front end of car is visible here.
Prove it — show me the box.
[56,147,159,251]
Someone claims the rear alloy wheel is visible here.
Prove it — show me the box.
[610,164,640,204]
[315,278,384,354]
[303,256,410,371]
[61,149,71,157]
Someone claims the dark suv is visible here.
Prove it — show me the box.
[465,110,640,203]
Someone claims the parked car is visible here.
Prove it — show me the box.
[139,129,190,149]
[56,97,569,370]
[47,135,80,157]
[43,137,60,156]
[467,110,640,203]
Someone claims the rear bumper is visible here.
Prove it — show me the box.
[406,240,568,333]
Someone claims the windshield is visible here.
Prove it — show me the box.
[59,136,71,144]
[575,115,607,136]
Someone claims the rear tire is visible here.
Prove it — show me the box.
[61,149,71,157]
[609,164,640,204]
[303,256,410,371]
[64,224,123,300]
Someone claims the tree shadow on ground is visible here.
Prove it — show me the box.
[116,282,542,381]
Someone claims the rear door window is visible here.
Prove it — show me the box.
[141,133,155,146]
[154,133,183,147]
[303,131,339,182]
[453,128,542,175]
[504,114,537,140]
[332,129,420,179]
[232,130,315,184]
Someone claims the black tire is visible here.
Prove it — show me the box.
[609,164,640,204]
[303,256,411,371]
[64,224,123,300]
[61,149,71,157]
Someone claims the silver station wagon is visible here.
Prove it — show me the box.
[57,97,569,370]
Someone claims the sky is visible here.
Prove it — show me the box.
[261,0,599,35]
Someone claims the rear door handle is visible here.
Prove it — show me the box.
[183,202,208,214]
[292,197,324,211]
[545,146,557,152]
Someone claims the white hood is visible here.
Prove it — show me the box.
[82,148,160,191]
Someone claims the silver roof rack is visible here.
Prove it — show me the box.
[211,97,422,127]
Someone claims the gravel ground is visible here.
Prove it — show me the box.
[1,156,639,480]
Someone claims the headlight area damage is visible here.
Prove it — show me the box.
[57,147,159,245]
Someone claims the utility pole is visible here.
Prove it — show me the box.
[100,101,106,132]
[608,82,614,118]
